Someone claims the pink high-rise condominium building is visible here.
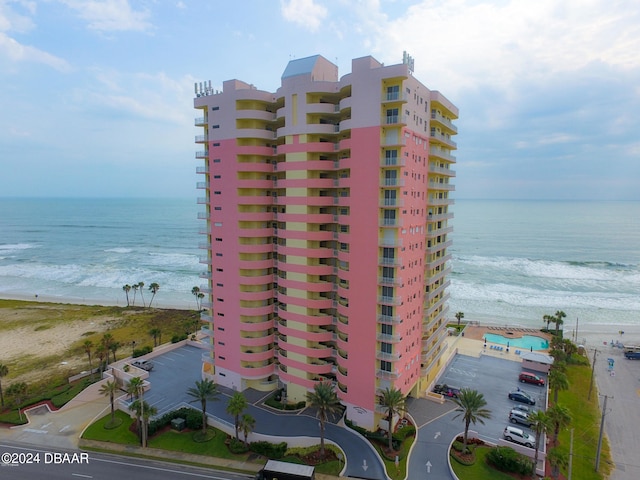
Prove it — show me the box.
[194,54,457,430]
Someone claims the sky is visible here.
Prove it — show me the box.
[1,0,639,200]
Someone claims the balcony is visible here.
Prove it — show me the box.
[379,256,402,266]
[195,134,209,143]
[381,91,408,103]
[379,198,404,208]
[195,150,208,159]
[383,114,407,126]
[380,156,405,167]
[380,178,405,188]
[379,218,403,228]
[431,111,458,133]
[376,350,400,361]
[428,181,455,192]
[379,238,403,248]
[376,369,399,380]
[378,276,402,286]
[377,314,402,325]
[377,295,402,306]
[430,131,457,148]
[194,117,207,126]
[377,332,401,343]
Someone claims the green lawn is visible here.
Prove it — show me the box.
[82,410,140,444]
[451,446,519,480]
[149,429,250,461]
[555,362,611,480]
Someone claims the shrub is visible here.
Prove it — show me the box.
[250,441,288,459]
[486,446,533,476]
[132,346,153,358]
[229,437,249,454]
[171,334,188,343]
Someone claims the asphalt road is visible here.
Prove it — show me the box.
[0,441,254,480]
[592,344,640,480]
[407,352,548,479]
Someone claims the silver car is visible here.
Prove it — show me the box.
[503,426,536,448]
[509,409,534,428]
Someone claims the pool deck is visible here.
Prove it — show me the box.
[462,324,552,348]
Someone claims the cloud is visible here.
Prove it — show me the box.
[280,0,327,32]
[59,0,152,32]
[364,0,640,96]
[0,32,70,70]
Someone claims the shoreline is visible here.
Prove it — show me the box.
[3,293,638,349]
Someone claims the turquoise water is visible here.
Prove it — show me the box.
[483,333,549,350]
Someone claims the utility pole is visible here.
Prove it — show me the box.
[568,428,574,480]
[588,348,598,400]
[595,394,611,472]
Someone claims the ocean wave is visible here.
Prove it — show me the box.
[104,247,133,254]
[450,279,640,312]
[454,255,639,284]
[0,243,38,253]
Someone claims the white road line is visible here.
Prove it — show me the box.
[91,456,249,479]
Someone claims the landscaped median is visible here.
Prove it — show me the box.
[80,409,342,479]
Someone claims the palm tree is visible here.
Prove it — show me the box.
[307,381,341,459]
[379,386,407,451]
[83,340,94,380]
[122,284,131,306]
[7,382,27,419]
[101,333,115,366]
[186,378,219,435]
[99,380,119,425]
[455,311,464,327]
[95,344,107,374]
[192,286,202,310]
[547,446,569,480]
[546,403,571,446]
[137,282,145,307]
[452,388,492,452]
[543,314,555,331]
[148,282,160,307]
[239,413,256,445]
[149,328,162,347]
[109,341,120,364]
[548,368,569,405]
[131,283,139,306]
[529,409,549,478]
[226,391,248,440]
[129,399,157,447]
[0,362,8,408]
[127,376,144,401]
[553,310,566,337]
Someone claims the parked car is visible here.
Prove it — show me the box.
[624,351,640,360]
[519,371,545,386]
[508,390,536,405]
[503,426,535,448]
[512,404,531,414]
[509,409,534,427]
[131,360,154,371]
[433,384,461,398]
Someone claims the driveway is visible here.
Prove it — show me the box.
[142,345,386,480]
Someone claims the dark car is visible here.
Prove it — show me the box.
[508,390,535,405]
[131,360,154,371]
[433,384,461,398]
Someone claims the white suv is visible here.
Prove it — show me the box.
[503,426,535,448]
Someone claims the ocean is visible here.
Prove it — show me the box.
[1,198,638,344]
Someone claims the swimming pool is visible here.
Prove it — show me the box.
[483,333,549,350]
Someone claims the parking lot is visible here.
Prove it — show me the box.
[435,353,548,445]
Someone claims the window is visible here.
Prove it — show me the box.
[381,342,392,354]
[380,360,392,372]
[381,323,393,336]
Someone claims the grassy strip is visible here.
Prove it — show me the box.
[451,446,518,480]
[555,362,611,480]
[371,434,414,480]
[82,410,140,444]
